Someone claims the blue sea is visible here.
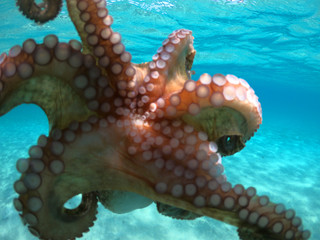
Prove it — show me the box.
[0,0,319,239]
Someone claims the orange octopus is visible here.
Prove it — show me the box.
[0,0,310,239]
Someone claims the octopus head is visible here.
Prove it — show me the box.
[133,29,261,158]
[182,106,248,156]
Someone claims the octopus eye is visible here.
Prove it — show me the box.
[217,135,244,156]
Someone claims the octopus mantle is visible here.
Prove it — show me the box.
[0,0,310,239]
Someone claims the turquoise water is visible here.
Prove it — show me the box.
[0,0,320,239]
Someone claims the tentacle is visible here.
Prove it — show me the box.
[156,202,201,220]
[66,0,136,93]
[14,131,98,239]
[150,73,262,143]
[11,114,169,239]
[124,119,310,240]
[234,196,311,240]
[133,29,196,111]
[16,0,62,23]
[0,35,105,130]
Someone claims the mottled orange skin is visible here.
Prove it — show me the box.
[0,0,311,240]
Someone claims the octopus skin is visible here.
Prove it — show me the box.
[0,0,311,239]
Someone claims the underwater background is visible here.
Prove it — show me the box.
[0,0,319,239]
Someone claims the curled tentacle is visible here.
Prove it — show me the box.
[16,0,62,23]
[14,133,98,239]
[149,73,262,146]
[133,29,196,113]
[0,35,103,130]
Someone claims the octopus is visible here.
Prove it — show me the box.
[0,0,311,239]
